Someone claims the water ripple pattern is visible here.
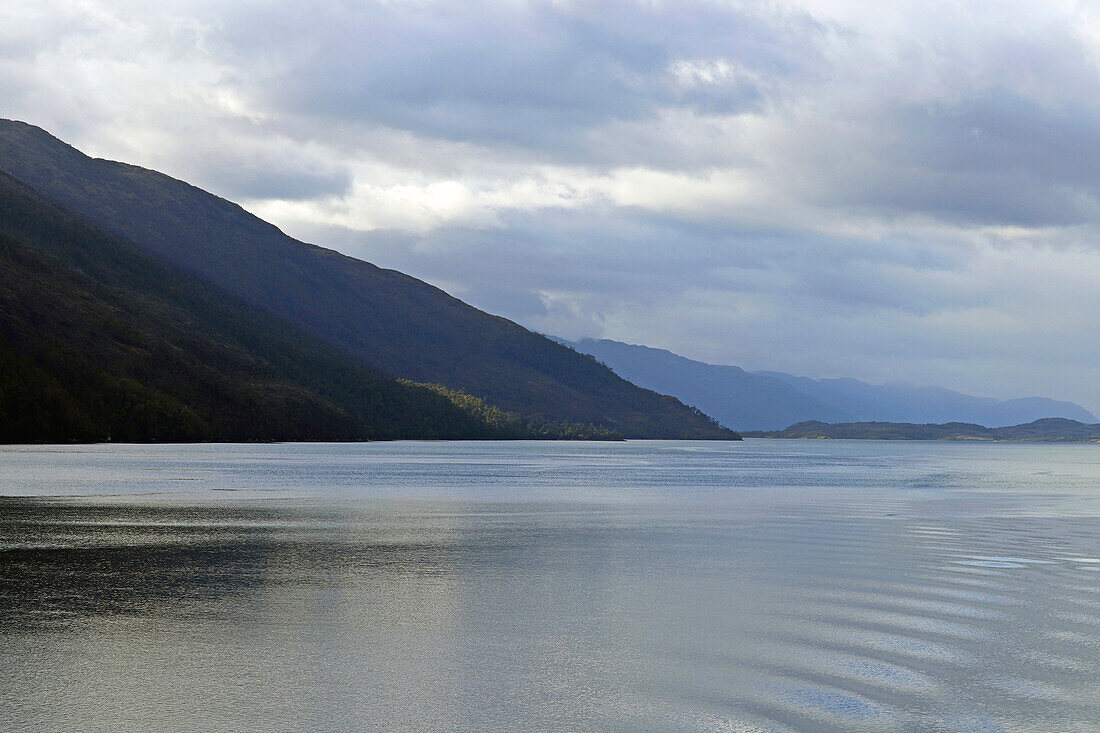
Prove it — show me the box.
[1,440,1098,731]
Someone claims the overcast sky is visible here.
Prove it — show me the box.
[6,0,1100,410]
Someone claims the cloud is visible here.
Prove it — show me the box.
[6,0,1100,411]
[210,0,825,158]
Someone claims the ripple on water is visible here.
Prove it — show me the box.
[773,681,893,727]
[773,623,966,668]
[752,647,940,710]
[987,675,1083,705]
[2,442,1100,732]
[687,712,798,733]
[812,589,1010,622]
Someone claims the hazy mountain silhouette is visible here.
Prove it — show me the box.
[751,418,1100,442]
[568,338,1096,430]
[757,372,1097,427]
[566,339,850,430]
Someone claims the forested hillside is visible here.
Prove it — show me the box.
[0,120,736,440]
[0,171,614,442]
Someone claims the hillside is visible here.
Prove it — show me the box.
[747,418,1100,442]
[0,120,735,440]
[0,170,619,442]
[566,338,849,430]
[756,372,1097,427]
[566,337,1095,430]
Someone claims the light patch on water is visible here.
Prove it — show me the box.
[1,440,1098,732]
[955,560,1028,568]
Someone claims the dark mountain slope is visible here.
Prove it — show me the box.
[0,170,598,443]
[0,120,733,439]
[566,338,850,430]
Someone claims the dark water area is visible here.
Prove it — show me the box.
[1,440,1099,731]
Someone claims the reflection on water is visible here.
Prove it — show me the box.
[1,440,1099,732]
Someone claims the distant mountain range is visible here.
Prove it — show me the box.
[567,338,1097,430]
[755,372,1097,428]
[0,120,736,442]
[747,418,1100,442]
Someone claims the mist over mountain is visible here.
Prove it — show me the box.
[568,338,1096,431]
[757,372,1097,428]
[565,338,850,431]
[0,120,734,441]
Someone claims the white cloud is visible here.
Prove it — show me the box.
[670,58,739,87]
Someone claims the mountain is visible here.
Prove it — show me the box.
[0,169,631,442]
[0,120,735,440]
[567,338,1096,430]
[748,418,1100,442]
[756,372,1097,427]
[565,338,850,430]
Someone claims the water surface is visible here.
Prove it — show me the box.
[1,440,1098,731]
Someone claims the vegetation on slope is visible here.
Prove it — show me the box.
[0,120,736,440]
[0,171,616,442]
[413,383,621,440]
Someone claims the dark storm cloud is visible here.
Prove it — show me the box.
[213,0,826,159]
[817,92,1100,226]
[305,205,973,323]
[760,13,1100,228]
[188,143,352,201]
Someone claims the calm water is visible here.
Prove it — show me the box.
[1,440,1099,732]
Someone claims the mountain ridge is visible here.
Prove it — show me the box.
[0,120,735,440]
[746,418,1100,442]
[564,338,851,430]
[0,167,554,442]
[756,371,1096,427]
[567,338,1096,430]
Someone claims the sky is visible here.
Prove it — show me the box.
[5,0,1100,411]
